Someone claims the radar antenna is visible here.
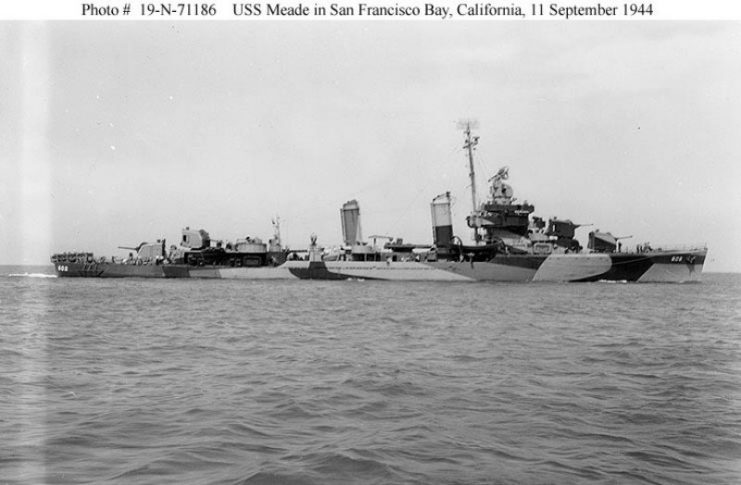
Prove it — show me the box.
[489,166,509,183]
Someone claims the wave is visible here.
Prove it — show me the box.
[2,274,737,485]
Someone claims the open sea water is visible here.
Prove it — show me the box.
[1,266,740,484]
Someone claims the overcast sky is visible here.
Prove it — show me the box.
[1,21,739,271]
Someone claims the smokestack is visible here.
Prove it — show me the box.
[431,192,453,247]
[340,199,362,246]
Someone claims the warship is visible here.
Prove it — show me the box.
[51,127,706,282]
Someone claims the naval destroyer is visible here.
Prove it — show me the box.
[51,127,706,282]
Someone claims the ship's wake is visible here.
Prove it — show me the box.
[8,272,57,278]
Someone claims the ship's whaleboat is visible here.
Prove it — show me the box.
[51,128,706,282]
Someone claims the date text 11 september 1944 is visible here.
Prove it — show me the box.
[81,2,655,20]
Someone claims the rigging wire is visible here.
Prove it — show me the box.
[383,140,466,239]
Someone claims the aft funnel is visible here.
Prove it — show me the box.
[340,199,362,246]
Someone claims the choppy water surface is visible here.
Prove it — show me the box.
[2,267,740,484]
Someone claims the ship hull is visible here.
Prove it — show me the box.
[53,261,167,278]
[124,249,706,283]
[272,250,704,283]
